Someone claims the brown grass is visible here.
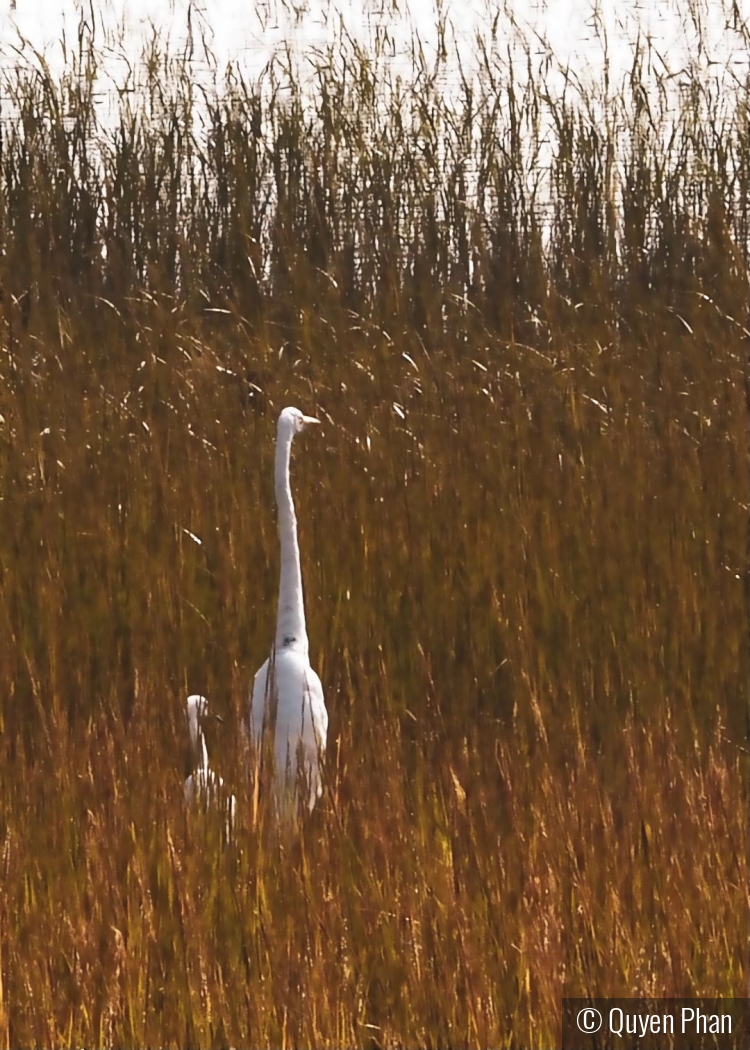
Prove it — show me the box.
[0,6,747,1047]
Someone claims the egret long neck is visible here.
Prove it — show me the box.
[200,734,209,775]
[274,428,309,653]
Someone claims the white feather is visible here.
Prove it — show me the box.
[185,694,236,831]
[249,407,328,813]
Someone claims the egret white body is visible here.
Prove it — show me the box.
[185,694,236,828]
[250,407,328,812]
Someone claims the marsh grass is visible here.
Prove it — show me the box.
[0,4,747,1047]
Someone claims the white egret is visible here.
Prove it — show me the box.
[184,693,236,829]
[250,407,328,813]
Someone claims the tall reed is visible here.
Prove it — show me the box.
[0,5,746,1047]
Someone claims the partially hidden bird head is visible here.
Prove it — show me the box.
[278,406,320,436]
[186,694,208,749]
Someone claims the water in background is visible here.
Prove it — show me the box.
[1,0,748,96]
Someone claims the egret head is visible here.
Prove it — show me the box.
[186,694,208,749]
[278,406,320,437]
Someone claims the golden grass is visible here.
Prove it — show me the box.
[0,7,747,1047]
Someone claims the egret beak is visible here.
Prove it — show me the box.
[302,415,321,427]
